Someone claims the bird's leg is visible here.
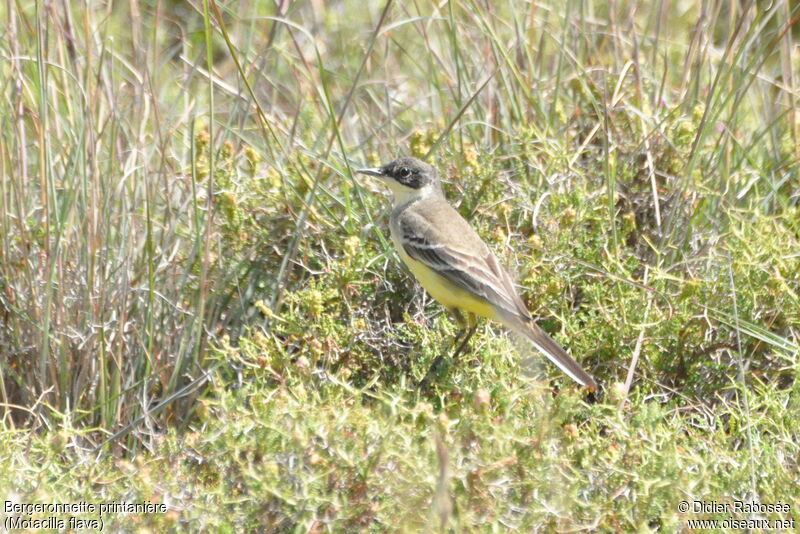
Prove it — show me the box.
[449,308,467,345]
[418,310,476,389]
[451,312,477,360]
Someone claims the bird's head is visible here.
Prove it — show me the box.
[356,157,440,201]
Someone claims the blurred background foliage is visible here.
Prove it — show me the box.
[0,0,798,529]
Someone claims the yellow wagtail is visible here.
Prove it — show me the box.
[357,157,597,391]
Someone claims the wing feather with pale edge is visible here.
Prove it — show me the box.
[397,206,530,321]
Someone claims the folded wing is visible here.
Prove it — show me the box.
[398,207,530,322]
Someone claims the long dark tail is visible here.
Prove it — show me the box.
[500,314,597,390]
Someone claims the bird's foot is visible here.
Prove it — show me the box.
[417,325,477,390]
[417,354,446,390]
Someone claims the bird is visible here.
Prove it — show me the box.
[356,157,597,391]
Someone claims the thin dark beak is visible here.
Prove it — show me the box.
[355,167,384,177]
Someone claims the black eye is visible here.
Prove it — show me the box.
[399,167,411,178]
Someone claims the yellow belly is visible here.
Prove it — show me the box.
[396,243,496,320]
